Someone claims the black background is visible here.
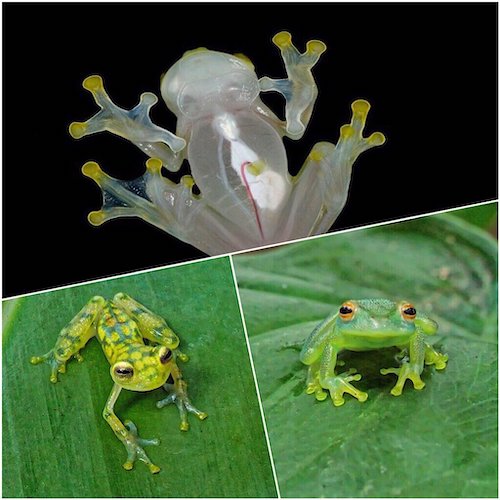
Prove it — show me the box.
[3,2,498,297]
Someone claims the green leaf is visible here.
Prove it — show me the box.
[3,258,276,498]
[234,206,498,498]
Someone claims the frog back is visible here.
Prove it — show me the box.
[97,302,144,365]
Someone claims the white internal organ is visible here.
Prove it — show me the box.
[213,113,286,212]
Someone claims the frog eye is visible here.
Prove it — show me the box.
[159,347,173,365]
[401,303,417,321]
[113,362,134,379]
[339,301,356,321]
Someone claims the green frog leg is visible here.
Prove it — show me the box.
[319,343,368,406]
[103,383,160,474]
[156,363,207,431]
[424,343,448,370]
[305,360,327,401]
[30,296,105,383]
[381,331,435,396]
[112,293,188,361]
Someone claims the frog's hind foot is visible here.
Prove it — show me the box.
[30,350,67,383]
[157,382,207,432]
[424,345,448,370]
[80,158,198,241]
[322,368,368,407]
[121,419,160,474]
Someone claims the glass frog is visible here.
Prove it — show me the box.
[30,293,207,473]
[300,299,448,406]
[69,32,385,254]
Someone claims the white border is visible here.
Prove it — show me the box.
[229,256,282,498]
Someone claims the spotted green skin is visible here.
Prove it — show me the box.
[300,299,448,406]
[31,293,207,473]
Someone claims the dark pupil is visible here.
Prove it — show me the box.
[404,307,416,316]
[115,367,133,376]
[340,306,352,315]
[160,349,172,364]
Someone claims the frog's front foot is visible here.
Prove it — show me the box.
[30,350,67,383]
[322,368,368,407]
[381,363,425,396]
[157,381,207,431]
[121,419,160,474]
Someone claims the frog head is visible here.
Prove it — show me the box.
[336,299,437,348]
[160,49,260,120]
[110,346,174,392]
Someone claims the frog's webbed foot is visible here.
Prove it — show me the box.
[305,363,327,401]
[69,75,185,170]
[157,379,207,432]
[80,158,202,240]
[321,368,368,407]
[282,100,386,238]
[121,419,160,474]
[260,31,326,139]
[30,350,67,383]
[381,362,426,396]
[424,344,448,370]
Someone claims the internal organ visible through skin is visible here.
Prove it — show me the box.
[216,113,287,240]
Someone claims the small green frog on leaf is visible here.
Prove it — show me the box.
[300,299,448,406]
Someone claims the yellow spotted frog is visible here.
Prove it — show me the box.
[300,299,448,406]
[31,293,207,473]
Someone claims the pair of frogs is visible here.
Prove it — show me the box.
[32,294,447,473]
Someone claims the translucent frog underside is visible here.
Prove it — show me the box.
[70,32,386,254]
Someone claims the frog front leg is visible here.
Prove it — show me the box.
[259,31,326,139]
[318,343,368,406]
[103,383,161,473]
[157,363,207,431]
[381,332,447,396]
[30,296,105,382]
[69,75,185,172]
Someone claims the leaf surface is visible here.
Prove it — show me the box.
[3,258,276,498]
[234,207,498,498]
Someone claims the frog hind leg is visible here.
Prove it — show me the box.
[279,101,386,240]
[259,31,326,139]
[30,296,105,383]
[103,383,161,473]
[318,343,368,406]
[156,363,207,431]
[112,293,186,360]
[69,75,185,170]
[424,343,448,370]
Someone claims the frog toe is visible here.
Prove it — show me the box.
[382,364,425,395]
[324,371,368,406]
[121,420,161,473]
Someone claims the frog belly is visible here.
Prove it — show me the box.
[187,110,292,243]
